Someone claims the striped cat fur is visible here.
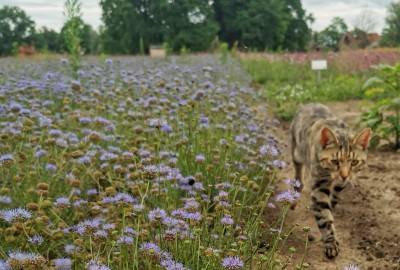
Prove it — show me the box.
[290,103,371,259]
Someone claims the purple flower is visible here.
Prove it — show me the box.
[85,259,111,270]
[64,244,80,255]
[54,258,72,270]
[259,144,278,157]
[0,260,11,270]
[160,259,189,270]
[55,197,70,208]
[0,195,12,205]
[148,208,167,221]
[34,149,47,158]
[140,242,161,256]
[45,164,57,172]
[344,266,361,270]
[195,154,205,163]
[0,154,14,163]
[275,190,300,203]
[116,235,134,245]
[27,235,44,245]
[222,256,243,269]
[124,227,137,235]
[221,215,234,225]
[1,207,32,223]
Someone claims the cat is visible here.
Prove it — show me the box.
[290,103,371,259]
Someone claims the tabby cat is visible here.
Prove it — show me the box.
[290,103,371,258]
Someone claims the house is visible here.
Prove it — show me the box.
[339,31,381,50]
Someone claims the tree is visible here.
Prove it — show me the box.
[380,2,400,47]
[353,7,377,33]
[317,17,348,51]
[100,0,219,54]
[281,0,314,51]
[161,1,219,52]
[33,27,62,53]
[0,6,36,55]
[212,0,312,51]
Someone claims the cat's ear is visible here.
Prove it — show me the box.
[352,128,371,150]
[320,127,338,148]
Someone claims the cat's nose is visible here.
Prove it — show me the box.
[339,173,348,180]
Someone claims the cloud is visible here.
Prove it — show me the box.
[302,0,391,33]
[1,0,102,31]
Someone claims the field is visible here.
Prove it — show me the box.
[0,52,399,270]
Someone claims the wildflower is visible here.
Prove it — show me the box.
[140,242,161,256]
[1,207,32,223]
[344,266,361,270]
[55,197,70,208]
[60,57,69,63]
[34,149,47,158]
[113,192,137,205]
[149,118,168,128]
[0,154,15,164]
[162,125,173,132]
[105,58,113,64]
[45,163,57,172]
[0,260,11,270]
[116,235,134,246]
[195,154,205,163]
[85,259,111,270]
[7,251,46,269]
[160,259,189,270]
[222,256,243,269]
[275,190,300,204]
[0,195,12,205]
[39,116,52,127]
[56,138,68,147]
[27,235,44,245]
[221,215,234,226]
[259,144,278,157]
[124,227,137,235]
[54,258,72,270]
[64,244,80,255]
[148,208,167,221]
[185,212,202,221]
[77,156,92,164]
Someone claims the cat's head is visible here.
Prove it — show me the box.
[318,127,371,181]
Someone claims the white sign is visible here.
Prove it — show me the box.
[311,59,327,70]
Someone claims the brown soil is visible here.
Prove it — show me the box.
[266,101,400,270]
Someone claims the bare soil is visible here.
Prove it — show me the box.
[266,100,400,270]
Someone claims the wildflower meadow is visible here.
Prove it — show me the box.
[0,55,307,269]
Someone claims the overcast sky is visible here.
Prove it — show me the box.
[0,0,392,33]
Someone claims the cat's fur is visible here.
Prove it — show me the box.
[290,103,371,259]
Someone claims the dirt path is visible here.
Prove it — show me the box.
[265,101,400,270]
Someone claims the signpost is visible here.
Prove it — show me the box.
[311,59,327,83]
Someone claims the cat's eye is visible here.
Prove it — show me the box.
[351,160,359,166]
[331,160,339,166]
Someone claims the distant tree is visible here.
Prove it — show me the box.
[161,0,219,52]
[100,0,218,54]
[0,6,36,55]
[33,27,62,53]
[213,0,312,51]
[237,0,289,50]
[353,7,377,33]
[317,17,348,51]
[281,0,314,51]
[380,2,400,47]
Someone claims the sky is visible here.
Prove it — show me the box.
[0,0,393,34]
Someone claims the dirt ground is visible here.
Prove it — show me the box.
[267,101,400,270]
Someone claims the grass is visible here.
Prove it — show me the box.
[239,49,400,120]
[0,55,308,269]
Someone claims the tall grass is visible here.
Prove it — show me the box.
[239,49,400,120]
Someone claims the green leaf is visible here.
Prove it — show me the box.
[369,135,380,149]
[362,76,384,90]
[365,87,384,98]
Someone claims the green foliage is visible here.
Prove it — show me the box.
[213,0,312,52]
[219,42,229,64]
[241,57,365,120]
[380,2,400,47]
[316,17,348,51]
[361,64,400,149]
[0,6,36,56]
[33,27,62,53]
[63,0,82,76]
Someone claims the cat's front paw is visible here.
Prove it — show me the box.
[324,240,340,259]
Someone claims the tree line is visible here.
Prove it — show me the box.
[1,1,400,56]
